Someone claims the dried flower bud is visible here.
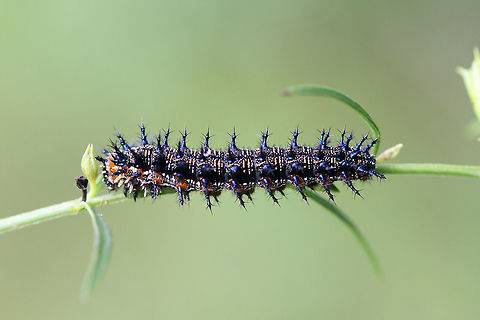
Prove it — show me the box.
[376,144,403,163]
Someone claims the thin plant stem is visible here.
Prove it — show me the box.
[377,163,480,178]
[0,193,125,235]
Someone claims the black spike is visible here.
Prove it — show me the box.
[348,150,360,158]
[228,127,238,151]
[176,141,182,153]
[363,139,378,153]
[178,129,189,153]
[109,139,120,152]
[176,188,185,205]
[260,129,270,152]
[200,178,213,211]
[268,190,280,205]
[356,166,369,176]
[339,128,347,145]
[139,123,149,145]
[116,132,130,151]
[318,129,325,144]
[156,131,162,149]
[318,128,330,150]
[292,176,308,202]
[108,140,127,161]
[370,170,386,179]
[205,195,213,211]
[204,194,213,211]
[133,188,139,202]
[353,134,368,150]
[202,128,212,149]
[322,184,335,202]
[341,173,363,198]
[233,191,247,210]
[238,195,247,210]
[162,126,171,148]
[203,192,213,211]
[345,132,353,148]
[338,130,352,151]
[290,127,300,149]
[95,156,106,163]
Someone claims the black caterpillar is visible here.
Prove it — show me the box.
[96,124,385,209]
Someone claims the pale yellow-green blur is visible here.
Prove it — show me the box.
[458,48,480,122]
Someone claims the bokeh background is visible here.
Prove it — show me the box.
[1,1,480,319]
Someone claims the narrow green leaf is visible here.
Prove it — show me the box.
[80,202,113,302]
[282,85,381,155]
[305,189,382,276]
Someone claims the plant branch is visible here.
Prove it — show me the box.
[0,193,126,235]
[377,163,480,178]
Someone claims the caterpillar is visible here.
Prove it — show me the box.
[96,124,385,210]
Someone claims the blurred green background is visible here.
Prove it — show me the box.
[1,0,480,319]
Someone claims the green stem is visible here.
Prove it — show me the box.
[0,193,125,235]
[377,163,480,178]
